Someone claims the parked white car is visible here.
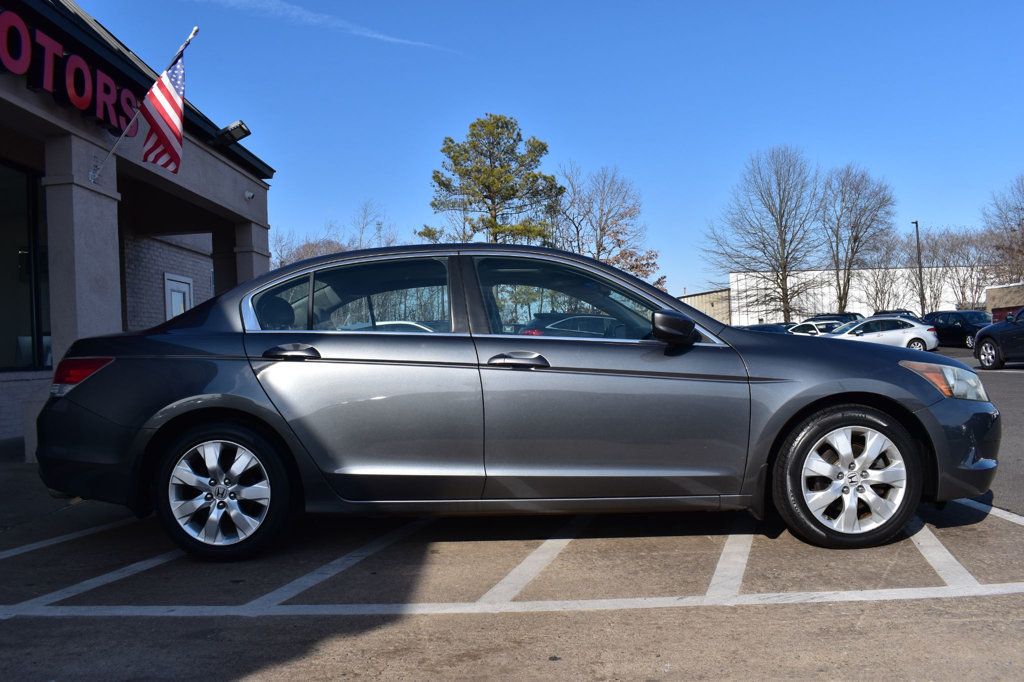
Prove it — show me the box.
[789,321,840,336]
[827,316,939,351]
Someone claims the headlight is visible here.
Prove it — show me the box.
[899,360,989,402]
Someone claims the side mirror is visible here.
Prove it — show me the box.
[652,310,697,346]
[1007,314,1016,324]
[853,329,864,336]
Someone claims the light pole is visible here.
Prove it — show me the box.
[912,220,926,317]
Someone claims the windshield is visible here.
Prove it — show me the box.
[830,321,858,334]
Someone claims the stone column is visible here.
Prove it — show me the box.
[233,221,270,284]
[25,135,123,461]
[42,135,123,364]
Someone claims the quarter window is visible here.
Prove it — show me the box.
[253,276,310,330]
[474,257,658,340]
[312,258,450,333]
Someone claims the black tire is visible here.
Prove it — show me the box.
[907,338,927,351]
[977,338,1004,370]
[772,405,922,549]
[154,422,293,560]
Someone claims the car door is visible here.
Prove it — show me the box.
[1003,308,1024,359]
[242,255,485,501]
[875,319,906,346]
[848,320,881,343]
[934,313,953,345]
[465,254,750,500]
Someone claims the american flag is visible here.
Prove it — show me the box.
[139,55,186,173]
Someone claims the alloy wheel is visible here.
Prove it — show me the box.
[800,426,907,534]
[908,339,926,351]
[980,342,997,367]
[167,440,271,546]
[965,335,975,349]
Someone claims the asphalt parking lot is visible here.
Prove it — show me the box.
[1,346,1022,679]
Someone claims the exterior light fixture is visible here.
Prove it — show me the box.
[215,120,250,145]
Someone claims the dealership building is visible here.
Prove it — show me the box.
[1,0,274,460]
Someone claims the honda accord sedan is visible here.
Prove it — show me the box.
[36,245,1000,559]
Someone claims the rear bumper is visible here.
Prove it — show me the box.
[36,397,147,510]
[915,398,1000,501]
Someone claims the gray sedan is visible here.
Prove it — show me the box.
[36,245,999,559]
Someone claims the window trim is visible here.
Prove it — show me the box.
[163,273,194,321]
[242,254,463,334]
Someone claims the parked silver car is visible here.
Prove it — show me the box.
[828,316,939,351]
[789,321,840,336]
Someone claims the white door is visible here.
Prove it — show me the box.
[164,274,193,320]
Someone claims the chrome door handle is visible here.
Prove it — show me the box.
[487,351,550,369]
[262,343,321,361]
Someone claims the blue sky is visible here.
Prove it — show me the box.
[82,0,1024,295]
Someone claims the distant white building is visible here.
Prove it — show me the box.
[728,267,962,325]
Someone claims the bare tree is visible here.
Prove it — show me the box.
[943,226,996,309]
[982,174,1024,282]
[818,165,896,312]
[271,200,399,268]
[552,163,665,287]
[858,230,913,313]
[911,226,950,313]
[704,146,821,323]
[347,199,397,250]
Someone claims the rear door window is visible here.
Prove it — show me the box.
[252,276,310,330]
[312,258,451,333]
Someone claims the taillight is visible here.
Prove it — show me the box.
[520,328,544,336]
[51,357,113,397]
[927,327,936,333]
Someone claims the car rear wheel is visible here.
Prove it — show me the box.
[155,423,292,560]
[907,338,927,351]
[772,405,922,548]
[978,339,1004,370]
[965,334,975,349]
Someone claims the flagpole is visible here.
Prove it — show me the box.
[89,26,199,184]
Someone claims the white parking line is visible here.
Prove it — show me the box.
[477,515,590,604]
[245,518,433,608]
[705,523,754,598]
[4,581,1024,618]
[11,550,183,611]
[0,518,134,562]
[906,517,979,588]
[954,498,1024,528]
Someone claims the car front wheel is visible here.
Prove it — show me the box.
[773,405,922,548]
[978,339,1003,370]
[155,423,292,560]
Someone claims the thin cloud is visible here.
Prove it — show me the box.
[193,0,455,52]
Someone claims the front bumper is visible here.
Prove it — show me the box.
[915,398,1000,501]
[36,397,147,510]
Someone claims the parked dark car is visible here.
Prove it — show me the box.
[923,310,992,349]
[37,245,1000,559]
[975,307,1024,369]
[519,312,620,338]
[737,323,791,334]
[805,313,863,324]
[875,309,926,324]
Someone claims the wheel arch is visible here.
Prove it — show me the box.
[132,407,307,516]
[757,392,938,517]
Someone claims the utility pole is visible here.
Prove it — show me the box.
[912,220,926,316]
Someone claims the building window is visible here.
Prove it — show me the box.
[164,274,194,320]
[0,160,49,371]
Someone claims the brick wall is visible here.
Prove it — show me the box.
[122,233,215,331]
[0,371,49,440]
